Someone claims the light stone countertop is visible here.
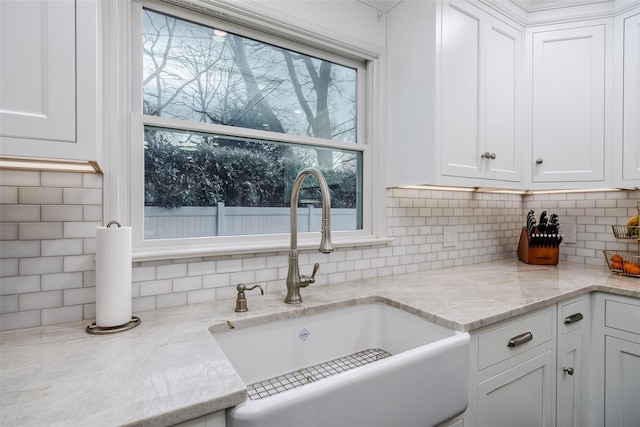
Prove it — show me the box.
[2,259,640,426]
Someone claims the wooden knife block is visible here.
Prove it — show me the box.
[517,227,559,265]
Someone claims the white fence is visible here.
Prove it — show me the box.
[144,203,358,239]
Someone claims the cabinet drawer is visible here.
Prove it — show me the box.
[605,299,640,336]
[478,309,554,370]
[559,297,588,335]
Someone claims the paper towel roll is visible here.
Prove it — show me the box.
[95,224,132,327]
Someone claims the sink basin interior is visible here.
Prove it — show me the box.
[212,301,470,427]
[212,302,456,386]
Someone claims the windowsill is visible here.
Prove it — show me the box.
[132,235,394,262]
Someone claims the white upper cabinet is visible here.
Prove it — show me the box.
[619,11,640,184]
[527,21,612,186]
[387,1,523,188]
[0,1,75,143]
[0,0,100,162]
[441,2,522,183]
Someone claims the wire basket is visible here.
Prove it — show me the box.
[603,250,640,277]
[611,225,640,240]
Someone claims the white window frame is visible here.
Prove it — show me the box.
[103,0,390,261]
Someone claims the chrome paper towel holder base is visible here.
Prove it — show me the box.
[86,316,141,335]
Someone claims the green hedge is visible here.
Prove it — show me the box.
[144,138,358,209]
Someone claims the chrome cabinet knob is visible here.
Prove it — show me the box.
[563,367,574,375]
[481,152,497,160]
[536,158,544,165]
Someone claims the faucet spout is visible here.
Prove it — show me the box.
[285,168,334,304]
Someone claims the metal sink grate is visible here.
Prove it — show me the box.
[246,348,392,400]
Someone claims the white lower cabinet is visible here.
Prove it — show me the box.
[460,295,593,427]
[556,296,590,427]
[172,411,225,427]
[601,295,640,427]
[467,307,556,427]
[477,350,555,426]
[605,337,640,427]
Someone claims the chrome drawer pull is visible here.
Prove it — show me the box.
[564,313,583,325]
[507,332,533,347]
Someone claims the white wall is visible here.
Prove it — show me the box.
[243,0,387,48]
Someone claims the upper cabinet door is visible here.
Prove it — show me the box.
[0,0,76,143]
[531,24,608,183]
[441,1,522,182]
[441,2,483,179]
[484,17,522,182]
[0,0,100,163]
[622,13,640,182]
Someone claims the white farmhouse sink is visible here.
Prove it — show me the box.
[211,301,470,427]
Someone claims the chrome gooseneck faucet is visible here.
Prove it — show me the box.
[285,168,334,304]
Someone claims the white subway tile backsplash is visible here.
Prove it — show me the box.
[0,258,18,277]
[187,288,216,305]
[0,205,40,222]
[215,285,238,301]
[41,171,83,188]
[132,266,156,282]
[41,205,83,222]
[83,238,97,256]
[2,173,637,330]
[255,268,278,283]
[0,295,18,313]
[216,258,243,273]
[63,287,95,306]
[63,188,102,205]
[83,303,96,320]
[18,222,63,240]
[19,290,63,311]
[63,221,101,239]
[0,240,40,258]
[0,170,40,187]
[83,205,103,222]
[157,263,188,279]
[187,260,216,276]
[0,187,18,204]
[82,173,103,189]
[0,274,39,295]
[63,254,95,273]
[157,292,187,309]
[173,276,202,293]
[0,310,40,331]
[41,239,83,256]
[229,270,256,286]
[76,267,93,286]
[41,305,83,326]
[139,279,172,296]
[132,296,156,313]
[202,273,230,289]
[19,257,63,275]
[18,187,63,205]
[42,272,83,291]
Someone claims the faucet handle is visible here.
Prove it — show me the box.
[300,263,320,288]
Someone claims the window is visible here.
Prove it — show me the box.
[123,1,385,258]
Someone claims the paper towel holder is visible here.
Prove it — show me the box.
[86,316,141,335]
[86,219,140,335]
